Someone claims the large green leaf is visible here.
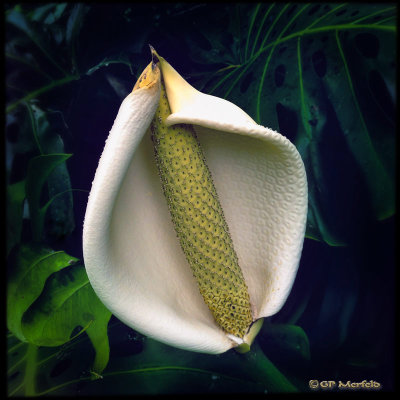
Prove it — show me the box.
[6,5,68,76]
[21,264,112,373]
[257,323,310,389]
[29,3,68,24]
[5,4,81,114]
[26,102,76,240]
[25,153,72,240]
[8,320,298,396]
[6,102,76,246]
[6,180,26,255]
[29,323,301,395]
[7,328,104,397]
[7,244,111,375]
[196,3,396,245]
[259,323,310,362]
[7,244,78,342]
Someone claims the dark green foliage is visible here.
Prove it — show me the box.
[6,244,112,396]
[6,2,396,394]
[193,3,395,245]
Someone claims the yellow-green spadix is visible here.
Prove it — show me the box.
[83,48,308,354]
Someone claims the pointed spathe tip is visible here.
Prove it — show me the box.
[149,44,160,65]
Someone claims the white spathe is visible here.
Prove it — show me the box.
[83,55,308,354]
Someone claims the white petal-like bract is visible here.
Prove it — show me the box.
[83,55,307,354]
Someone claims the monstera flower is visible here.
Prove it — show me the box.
[83,49,307,354]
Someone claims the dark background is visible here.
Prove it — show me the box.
[6,3,397,394]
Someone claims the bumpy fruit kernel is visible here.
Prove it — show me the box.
[150,77,253,338]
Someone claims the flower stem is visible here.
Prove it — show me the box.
[24,343,38,396]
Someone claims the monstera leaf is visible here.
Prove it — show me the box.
[7,326,106,397]
[191,3,395,245]
[7,244,112,380]
[26,103,76,240]
[7,245,77,342]
[8,319,309,396]
[21,263,112,373]
[6,103,76,250]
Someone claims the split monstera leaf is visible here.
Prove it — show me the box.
[83,48,307,354]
